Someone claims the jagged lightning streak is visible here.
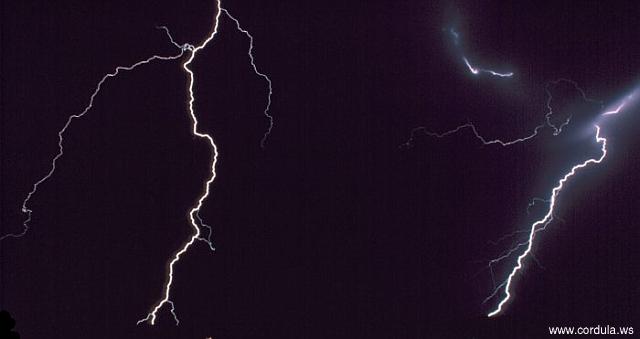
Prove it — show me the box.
[405,75,629,316]
[481,84,633,316]
[221,9,274,148]
[0,36,187,242]
[403,78,600,149]
[135,2,224,326]
[404,122,544,148]
[602,93,635,116]
[544,78,602,135]
[487,124,608,317]
[137,1,273,326]
[3,0,270,325]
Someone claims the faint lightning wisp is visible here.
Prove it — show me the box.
[544,79,602,135]
[487,124,608,317]
[0,33,186,242]
[404,121,544,148]
[221,9,274,148]
[447,27,513,78]
[6,0,271,325]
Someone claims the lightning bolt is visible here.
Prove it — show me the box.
[544,78,602,135]
[406,75,636,316]
[221,9,274,148]
[448,27,513,78]
[403,79,601,149]
[486,86,638,316]
[0,42,186,242]
[602,93,635,116]
[405,121,544,148]
[487,124,608,317]
[3,0,272,326]
[137,1,272,326]
[462,56,514,78]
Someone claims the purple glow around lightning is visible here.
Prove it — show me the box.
[408,76,638,316]
[487,124,609,317]
[463,56,514,78]
[447,27,513,78]
[1,0,272,326]
[484,85,639,316]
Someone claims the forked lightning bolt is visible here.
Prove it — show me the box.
[2,0,273,326]
[138,1,273,325]
[135,2,224,325]
[487,124,609,317]
[411,76,639,317]
[406,67,636,316]
[0,50,186,242]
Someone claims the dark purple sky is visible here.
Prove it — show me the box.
[2,0,639,338]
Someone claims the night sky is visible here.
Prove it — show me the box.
[1,0,639,338]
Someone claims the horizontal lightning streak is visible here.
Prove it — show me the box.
[405,122,544,148]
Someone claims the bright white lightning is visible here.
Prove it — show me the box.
[406,77,623,316]
[603,102,626,115]
[602,92,635,116]
[136,1,223,326]
[448,26,513,78]
[462,56,480,74]
[0,42,186,242]
[2,0,270,325]
[137,1,272,326]
[487,124,608,317]
[484,85,638,315]
[463,56,514,78]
